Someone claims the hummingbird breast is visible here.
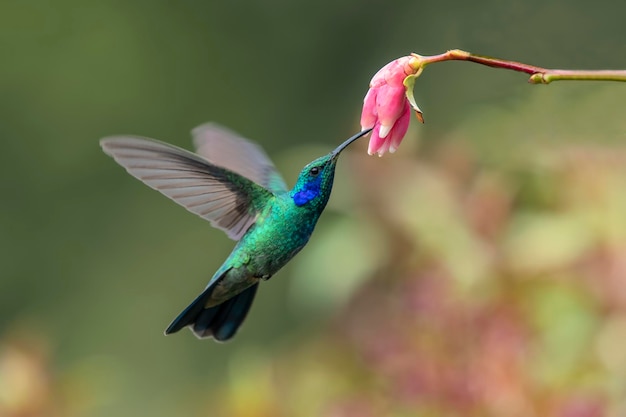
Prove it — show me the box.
[206,196,322,307]
[242,196,319,275]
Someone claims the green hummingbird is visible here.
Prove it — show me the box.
[100,123,372,342]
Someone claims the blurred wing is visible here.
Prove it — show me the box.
[192,122,288,194]
[100,136,273,240]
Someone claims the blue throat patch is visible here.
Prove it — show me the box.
[292,176,322,206]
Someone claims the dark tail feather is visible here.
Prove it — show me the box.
[194,283,258,341]
[164,285,215,335]
[164,283,259,342]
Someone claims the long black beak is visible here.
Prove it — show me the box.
[331,128,373,160]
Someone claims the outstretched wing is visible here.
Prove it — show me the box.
[100,136,273,241]
[192,122,288,194]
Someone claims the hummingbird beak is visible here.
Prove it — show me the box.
[330,128,373,160]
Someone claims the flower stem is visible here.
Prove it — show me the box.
[413,49,626,84]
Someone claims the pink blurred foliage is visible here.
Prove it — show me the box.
[339,267,534,417]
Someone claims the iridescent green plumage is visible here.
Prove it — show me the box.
[100,124,371,342]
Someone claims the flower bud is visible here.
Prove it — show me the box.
[360,55,423,156]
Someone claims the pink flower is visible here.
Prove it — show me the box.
[360,56,423,156]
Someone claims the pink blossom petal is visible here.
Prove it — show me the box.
[379,124,392,139]
[367,123,386,156]
[388,101,411,152]
[375,85,407,127]
[370,56,414,87]
[377,137,391,157]
[360,88,378,130]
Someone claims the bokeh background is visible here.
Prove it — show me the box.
[1,1,625,416]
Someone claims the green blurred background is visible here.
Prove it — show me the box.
[1,1,625,416]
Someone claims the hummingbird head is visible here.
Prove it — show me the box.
[290,128,372,209]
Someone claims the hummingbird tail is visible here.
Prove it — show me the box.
[164,283,259,342]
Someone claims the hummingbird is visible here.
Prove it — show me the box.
[100,123,372,342]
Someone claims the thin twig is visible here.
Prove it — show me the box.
[414,49,626,84]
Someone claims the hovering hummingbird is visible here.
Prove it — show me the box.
[100,123,372,342]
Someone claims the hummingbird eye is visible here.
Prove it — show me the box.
[309,166,320,176]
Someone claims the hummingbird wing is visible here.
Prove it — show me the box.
[100,136,273,240]
[191,122,288,194]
